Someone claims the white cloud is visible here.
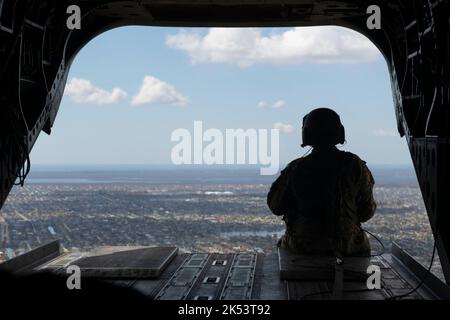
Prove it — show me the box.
[132,76,189,106]
[273,122,294,134]
[272,100,286,108]
[372,129,397,137]
[258,99,286,108]
[257,101,268,108]
[166,27,380,67]
[65,78,127,105]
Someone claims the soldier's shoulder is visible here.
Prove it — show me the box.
[288,157,305,166]
[339,151,374,182]
[340,151,367,166]
[287,157,306,168]
[282,158,305,173]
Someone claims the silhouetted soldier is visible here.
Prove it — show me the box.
[267,108,376,257]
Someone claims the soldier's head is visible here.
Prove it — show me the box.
[301,108,345,148]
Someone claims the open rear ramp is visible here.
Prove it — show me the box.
[1,241,449,300]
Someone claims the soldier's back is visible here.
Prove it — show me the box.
[280,147,373,256]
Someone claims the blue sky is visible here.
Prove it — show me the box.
[30,26,412,167]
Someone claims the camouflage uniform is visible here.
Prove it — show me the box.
[267,146,376,257]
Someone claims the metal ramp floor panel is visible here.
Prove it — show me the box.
[2,241,448,300]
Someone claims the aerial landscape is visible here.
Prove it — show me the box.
[0,165,441,279]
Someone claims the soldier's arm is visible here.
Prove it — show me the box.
[356,161,377,223]
[267,166,293,216]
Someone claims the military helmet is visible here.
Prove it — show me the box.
[301,108,345,147]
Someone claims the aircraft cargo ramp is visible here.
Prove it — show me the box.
[1,240,449,301]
